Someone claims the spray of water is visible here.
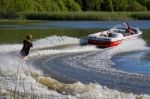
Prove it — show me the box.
[0,36,150,99]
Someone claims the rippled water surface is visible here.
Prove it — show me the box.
[0,20,150,98]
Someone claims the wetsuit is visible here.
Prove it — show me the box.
[20,40,33,57]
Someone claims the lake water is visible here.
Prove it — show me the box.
[1,20,150,29]
[113,51,150,75]
[0,20,150,98]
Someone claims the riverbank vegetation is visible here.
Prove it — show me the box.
[0,12,150,21]
[0,0,149,12]
[0,0,150,20]
[23,12,150,20]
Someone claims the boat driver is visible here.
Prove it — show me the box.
[126,26,135,35]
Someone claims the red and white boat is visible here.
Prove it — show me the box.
[87,23,142,48]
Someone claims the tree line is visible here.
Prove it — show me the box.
[76,0,150,11]
[0,0,149,12]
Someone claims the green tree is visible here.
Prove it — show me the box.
[127,0,147,11]
[112,0,128,11]
[137,0,147,6]
[75,0,84,9]
[82,0,102,11]
[15,0,35,12]
[55,0,68,11]
[63,0,81,11]
[101,0,113,11]
[0,0,149,12]
[0,0,8,11]
[146,1,150,10]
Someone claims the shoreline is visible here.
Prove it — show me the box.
[0,12,150,21]
[0,19,45,23]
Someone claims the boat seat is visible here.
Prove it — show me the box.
[108,32,123,38]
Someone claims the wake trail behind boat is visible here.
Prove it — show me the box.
[32,38,150,95]
[0,36,98,99]
[1,36,150,99]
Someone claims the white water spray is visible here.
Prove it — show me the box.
[0,36,150,99]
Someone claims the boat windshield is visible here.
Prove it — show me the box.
[111,23,140,34]
[111,23,136,30]
[111,24,127,30]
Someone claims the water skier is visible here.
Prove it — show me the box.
[20,34,33,60]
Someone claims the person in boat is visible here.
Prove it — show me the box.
[99,32,107,37]
[123,22,135,36]
[108,32,112,37]
[126,26,135,35]
[20,34,33,60]
[100,32,112,37]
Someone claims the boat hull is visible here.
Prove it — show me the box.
[88,39,122,48]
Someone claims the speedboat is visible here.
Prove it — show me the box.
[87,23,142,48]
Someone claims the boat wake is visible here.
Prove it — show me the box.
[0,36,150,99]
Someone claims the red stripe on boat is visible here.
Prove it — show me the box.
[88,40,122,47]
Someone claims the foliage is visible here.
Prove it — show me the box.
[0,0,149,13]
[0,0,81,12]
[131,12,150,20]
[75,0,149,11]
[0,0,149,19]
[21,12,150,21]
[112,0,129,11]
[146,1,150,10]
[127,0,147,11]
[101,0,113,11]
